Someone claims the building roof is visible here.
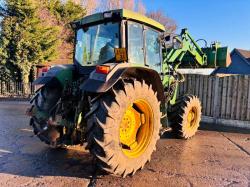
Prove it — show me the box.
[236,49,250,62]
[213,48,250,75]
[75,9,166,32]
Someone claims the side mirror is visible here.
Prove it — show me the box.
[165,35,171,42]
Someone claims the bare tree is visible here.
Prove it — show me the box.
[100,0,135,11]
[137,0,146,15]
[81,0,100,15]
[106,0,121,10]
[101,0,147,13]
[96,0,121,12]
[123,0,134,10]
[147,9,177,33]
[80,0,177,34]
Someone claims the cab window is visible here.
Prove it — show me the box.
[128,23,144,64]
[75,22,120,66]
[145,29,161,72]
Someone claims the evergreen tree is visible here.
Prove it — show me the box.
[45,0,86,25]
[0,0,60,83]
[45,0,86,43]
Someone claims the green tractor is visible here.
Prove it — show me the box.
[27,9,230,177]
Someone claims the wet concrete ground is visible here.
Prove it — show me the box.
[0,101,250,187]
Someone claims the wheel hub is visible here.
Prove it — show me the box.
[187,107,197,128]
[119,107,142,148]
[119,99,153,158]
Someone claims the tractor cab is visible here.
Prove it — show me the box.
[72,9,165,74]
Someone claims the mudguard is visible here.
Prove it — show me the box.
[80,63,165,102]
[33,65,74,86]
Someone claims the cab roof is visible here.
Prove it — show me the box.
[75,9,165,32]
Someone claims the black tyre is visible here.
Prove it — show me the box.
[86,80,161,177]
[168,95,201,139]
[30,83,62,145]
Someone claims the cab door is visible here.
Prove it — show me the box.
[144,28,162,73]
[127,21,162,72]
[127,22,144,65]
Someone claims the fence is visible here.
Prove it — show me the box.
[0,81,35,98]
[1,75,250,122]
[179,74,250,122]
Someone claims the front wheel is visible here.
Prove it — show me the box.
[86,80,161,177]
[168,95,202,139]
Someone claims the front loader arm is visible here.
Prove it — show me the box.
[161,28,230,106]
[163,28,207,69]
[162,29,208,105]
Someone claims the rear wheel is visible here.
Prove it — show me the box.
[86,80,161,177]
[30,82,62,146]
[168,95,201,139]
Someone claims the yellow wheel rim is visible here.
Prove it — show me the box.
[119,99,154,158]
[187,107,198,130]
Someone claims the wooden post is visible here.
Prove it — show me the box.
[199,75,204,107]
[203,76,208,115]
[207,77,212,116]
[226,76,233,119]
[212,76,220,123]
[236,76,243,120]
[221,77,228,118]
[231,76,238,119]
[247,76,250,120]
[241,75,249,120]
[188,74,191,94]
[183,74,187,93]
[195,74,200,96]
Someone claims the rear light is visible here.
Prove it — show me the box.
[42,67,49,73]
[96,65,110,74]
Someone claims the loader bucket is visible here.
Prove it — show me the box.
[202,45,231,68]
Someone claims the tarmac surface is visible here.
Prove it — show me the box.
[0,101,250,187]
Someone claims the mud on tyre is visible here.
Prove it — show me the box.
[86,80,161,177]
